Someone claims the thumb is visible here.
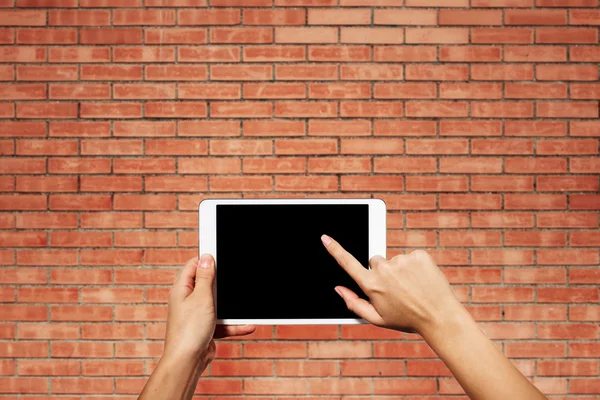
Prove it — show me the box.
[194,253,215,294]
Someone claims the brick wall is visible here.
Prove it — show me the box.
[0,0,599,397]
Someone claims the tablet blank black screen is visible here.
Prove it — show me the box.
[215,204,369,320]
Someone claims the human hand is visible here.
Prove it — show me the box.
[163,255,256,363]
[321,235,464,336]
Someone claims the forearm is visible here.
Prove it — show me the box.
[138,353,205,400]
[422,307,547,400]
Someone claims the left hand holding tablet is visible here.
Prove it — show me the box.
[163,254,256,363]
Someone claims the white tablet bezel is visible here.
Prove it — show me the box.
[199,198,386,325]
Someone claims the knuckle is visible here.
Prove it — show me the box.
[369,255,385,268]
[391,254,407,265]
[411,249,430,261]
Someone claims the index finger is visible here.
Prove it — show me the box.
[321,234,369,285]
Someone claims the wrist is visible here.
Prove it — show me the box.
[161,346,205,369]
[419,302,473,346]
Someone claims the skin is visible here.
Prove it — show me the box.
[138,254,256,400]
[140,236,548,400]
[321,234,548,400]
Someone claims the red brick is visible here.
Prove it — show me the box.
[145,102,207,118]
[374,83,434,99]
[276,27,337,43]
[537,28,597,44]
[571,232,600,247]
[341,138,403,155]
[506,10,567,25]
[570,343,600,358]
[0,10,46,26]
[180,83,241,99]
[82,360,144,376]
[244,46,304,62]
[115,306,167,322]
[406,65,467,82]
[49,47,110,63]
[505,83,567,99]
[49,10,110,26]
[81,288,142,304]
[81,65,142,81]
[538,176,598,192]
[342,101,403,117]
[0,47,45,63]
[51,305,112,321]
[377,194,437,211]
[570,305,600,321]
[48,158,111,174]
[275,101,337,118]
[17,28,77,45]
[471,0,532,4]
[570,194,600,210]
[472,176,533,192]
[0,305,47,321]
[113,195,176,211]
[17,103,77,119]
[374,46,436,62]
[147,65,207,81]
[50,232,112,248]
[145,28,207,44]
[50,268,112,285]
[114,269,175,285]
[309,83,370,99]
[212,0,270,5]
[211,28,272,44]
[114,46,175,62]
[275,176,337,192]
[210,176,272,192]
[341,28,403,44]
[537,65,598,81]
[538,360,599,377]
[538,288,599,303]
[440,231,502,247]
[505,120,566,137]
[571,46,600,62]
[309,9,369,25]
[406,212,469,228]
[179,158,240,174]
[406,28,469,44]
[0,195,46,210]
[113,121,175,137]
[505,45,567,62]
[375,342,437,358]
[146,139,208,155]
[211,102,272,118]
[212,65,271,81]
[0,341,48,357]
[440,10,502,25]
[472,28,533,43]
[472,287,534,303]
[0,377,48,393]
[51,342,113,358]
[114,9,175,25]
[179,9,240,25]
[539,324,599,340]
[81,28,142,44]
[243,158,305,174]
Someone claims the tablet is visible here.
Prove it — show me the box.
[199,198,386,325]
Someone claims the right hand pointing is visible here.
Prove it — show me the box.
[321,234,464,336]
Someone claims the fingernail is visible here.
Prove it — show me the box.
[200,254,211,269]
[321,234,332,246]
[335,287,343,298]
